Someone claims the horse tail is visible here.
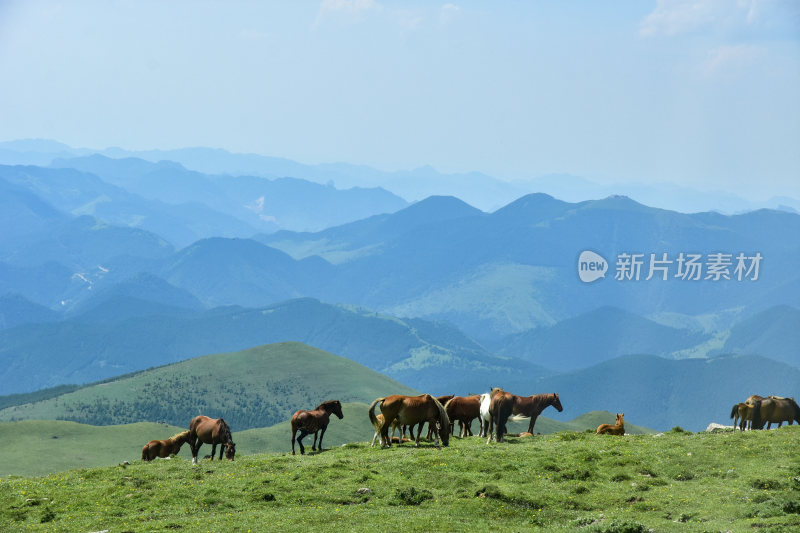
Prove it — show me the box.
[368,397,385,427]
[751,400,763,430]
[730,404,739,419]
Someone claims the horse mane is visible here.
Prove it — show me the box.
[316,400,339,411]
[169,430,190,443]
[217,418,233,444]
[431,395,450,431]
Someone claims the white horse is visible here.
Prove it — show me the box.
[478,393,491,437]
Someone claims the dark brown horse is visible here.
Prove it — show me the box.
[445,395,481,437]
[511,393,563,434]
[486,388,516,443]
[422,395,455,440]
[291,400,344,455]
[188,415,236,464]
[141,430,190,461]
[596,413,625,435]
[750,397,800,430]
[369,394,450,447]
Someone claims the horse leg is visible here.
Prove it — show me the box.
[210,443,217,460]
[486,414,494,444]
[297,430,308,455]
[218,444,225,460]
[291,429,297,455]
[312,430,319,452]
[317,427,327,452]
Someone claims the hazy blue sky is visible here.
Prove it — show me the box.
[1,1,798,199]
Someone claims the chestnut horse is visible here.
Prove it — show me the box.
[511,393,564,434]
[750,397,800,430]
[141,430,190,461]
[370,413,405,446]
[445,395,481,437]
[188,415,236,464]
[291,400,344,455]
[730,402,752,431]
[369,394,450,447]
[596,413,625,435]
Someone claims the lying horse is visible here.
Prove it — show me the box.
[291,400,343,455]
[141,430,190,461]
[445,395,481,437]
[369,394,450,447]
[750,397,800,430]
[596,413,625,435]
[188,415,236,464]
[730,402,752,431]
[511,393,563,435]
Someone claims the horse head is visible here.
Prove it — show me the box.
[225,442,236,460]
[552,393,564,412]
[331,400,344,419]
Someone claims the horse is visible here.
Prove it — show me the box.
[510,393,563,434]
[596,413,625,435]
[188,415,236,464]
[370,413,406,446]
[444,395,481,438]
[368,394,450,447]
[141,430,190,461]
[730,402,752,431]
[750,397,800,430]
[486,388,516,444]
[745,394,765,406]
[291,400,344,455]
[478,392,492,437]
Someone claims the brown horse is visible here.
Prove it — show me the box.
[445,395,482,437]
[750,397,800,430]
[369,394,450,447]
[730,402,752,431]
[596,413,625,435]
[511,393,564,434]
[291,400,344,455]
[141,430,190,461]
[188,415,236,464]
[370,413,406,446]
[422,395,456,440]
[486,388,516,444]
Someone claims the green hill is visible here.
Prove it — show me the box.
[1,426,797,532]
[0,342,418,430]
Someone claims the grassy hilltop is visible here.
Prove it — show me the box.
[1,427,798,532]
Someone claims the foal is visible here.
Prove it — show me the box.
[596,413,625,435]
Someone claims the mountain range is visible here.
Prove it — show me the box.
[0,140,797,434]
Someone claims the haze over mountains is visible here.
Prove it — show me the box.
[0,139,798,431]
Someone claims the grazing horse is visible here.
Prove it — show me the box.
[511,393,564,435]
[291,400,344,455]
[486,388,516,444]
[188,415,236,464]
[750,397,800,430]
[596,413,625,435]
[369,394,450,447]
[444,395,482,437]
[730,402,752,431]
[141,430,190,461]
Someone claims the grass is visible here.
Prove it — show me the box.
[1,426,798,532]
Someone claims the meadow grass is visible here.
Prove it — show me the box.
[1,426,798,532]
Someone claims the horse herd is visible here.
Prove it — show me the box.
[140,389,799,463]
[729,394,800,431]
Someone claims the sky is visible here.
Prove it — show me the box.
[0,0,798,200]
